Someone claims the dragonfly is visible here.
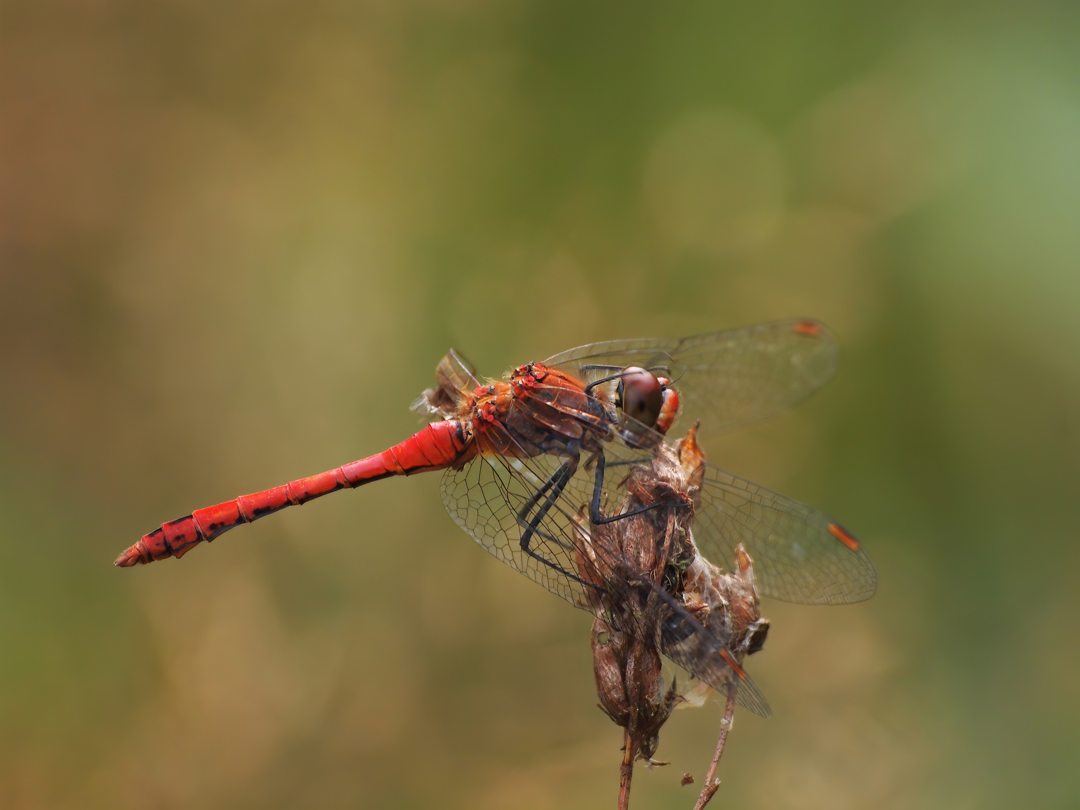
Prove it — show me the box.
[116,319,877,716]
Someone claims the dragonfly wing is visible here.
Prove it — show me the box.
[652,587,772,717]
[595,439,877,605]
[440,451,590,608]
[694,464,878,605]
[415,349,483,418]
[544,319,839,435]
[436,348,482,397]
[440,443,771,716]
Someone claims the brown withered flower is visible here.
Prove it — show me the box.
[571,422,769,803]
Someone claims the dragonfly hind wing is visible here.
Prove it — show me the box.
[592,438,877,605]
[440,451,591,608]
[693,464,878,605]
[654,586,772,718]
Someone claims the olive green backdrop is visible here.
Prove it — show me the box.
[2,1,1078,808]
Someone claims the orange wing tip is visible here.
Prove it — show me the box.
[114,544,146,567]
[791,320,822,336]
[827,522,861,552]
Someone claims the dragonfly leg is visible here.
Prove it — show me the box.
[516,456,595,588]
[601,456,650,469]
[589,450,668,526]
[584,372,626,398]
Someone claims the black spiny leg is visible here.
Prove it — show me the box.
[589,450,668,526]
[517,455,592,587]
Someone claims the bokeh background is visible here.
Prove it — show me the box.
[3,1,1080,808]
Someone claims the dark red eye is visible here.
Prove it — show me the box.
[618,367,663,428]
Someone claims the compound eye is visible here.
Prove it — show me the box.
[619,367,663,428]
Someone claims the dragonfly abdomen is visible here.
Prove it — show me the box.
[115,420,473,567]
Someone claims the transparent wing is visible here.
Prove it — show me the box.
[693,466,877,605]
[593,439,878,605]
[414,349,483,418]
[440,441,771,717]
[436,348,481,397]
[544,319,839,435]
[440,450,588,608]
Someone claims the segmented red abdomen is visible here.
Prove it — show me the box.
[115,420,474,567]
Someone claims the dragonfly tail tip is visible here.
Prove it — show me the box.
[114,545,144,567]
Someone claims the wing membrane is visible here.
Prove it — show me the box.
[440,451,588,607]
[693,466,877,605]
[545,319,839,435]
[591,440,877,605]
[436,348,481,397]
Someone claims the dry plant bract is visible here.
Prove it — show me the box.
[572,423,769,808]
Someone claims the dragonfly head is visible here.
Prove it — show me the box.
[615,367,665,429]
[612,367,679,446]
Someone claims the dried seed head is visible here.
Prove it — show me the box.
[581,427,770,766]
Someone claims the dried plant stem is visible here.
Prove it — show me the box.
[618,729,635,810]
[692,688,737,810]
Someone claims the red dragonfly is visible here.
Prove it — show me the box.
[116,320,876,716]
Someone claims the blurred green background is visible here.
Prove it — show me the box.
[3,1,1080,808]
